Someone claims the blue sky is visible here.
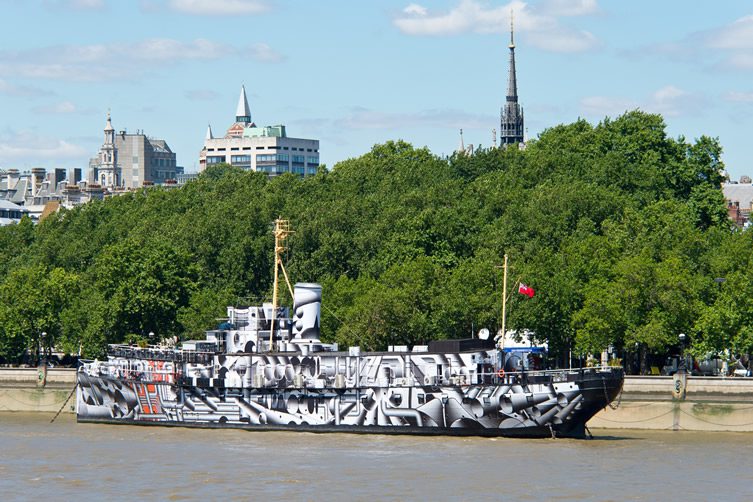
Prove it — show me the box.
[1,0,753,179]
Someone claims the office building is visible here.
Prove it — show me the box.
[199,86,319,176]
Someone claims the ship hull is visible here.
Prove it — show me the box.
[76,368,623,439]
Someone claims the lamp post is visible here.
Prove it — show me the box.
[38,331,47,367]
[714,278,728,375]
[678,333,687,373]
[37,331,48,388]
[670,332,690,400]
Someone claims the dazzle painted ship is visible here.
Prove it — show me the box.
[77,221,623,438]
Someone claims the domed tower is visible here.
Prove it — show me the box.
[97,111,120,187]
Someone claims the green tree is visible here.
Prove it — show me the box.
[0,265,80,363]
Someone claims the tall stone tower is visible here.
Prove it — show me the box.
[97,112,120,187]
[500,13,524,148]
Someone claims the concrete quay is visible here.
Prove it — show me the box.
[0,368,76,414]
[590,375,753,432]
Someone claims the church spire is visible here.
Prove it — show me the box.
[236,85,252,124]
[500,10,524,147]
[507,11,517,99]
[206,123,214,140]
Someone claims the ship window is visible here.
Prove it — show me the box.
[417,393,425,404]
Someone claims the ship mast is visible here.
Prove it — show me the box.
[500,253,508,349]
[269,218,295,350]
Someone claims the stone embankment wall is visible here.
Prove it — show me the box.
[591,376,753,432]
[0,368,77,414]
[2,370,752,431]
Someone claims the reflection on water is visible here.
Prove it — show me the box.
[1,412,752,500]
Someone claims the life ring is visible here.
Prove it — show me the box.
[497,368,505,378]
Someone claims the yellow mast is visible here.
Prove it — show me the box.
[500,254,508,349]
[269,218,295,350]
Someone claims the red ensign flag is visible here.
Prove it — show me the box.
[518,283,535,298]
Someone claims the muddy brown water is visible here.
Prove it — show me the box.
[1,412,752,500]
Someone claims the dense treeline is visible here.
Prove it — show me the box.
[1,110,751,367]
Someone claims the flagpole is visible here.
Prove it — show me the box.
[500,253,508,350]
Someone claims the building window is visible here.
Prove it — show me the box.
[231,147,239,151]
[257,154,288,164]
[231,155,251,165]
[292,155,305,165]
[307,156,319,166]
[292,166,305,175]
[206,156,225,165]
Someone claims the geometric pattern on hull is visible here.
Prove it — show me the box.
[77,350,623,438]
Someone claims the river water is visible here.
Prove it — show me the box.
[1,412,752,501]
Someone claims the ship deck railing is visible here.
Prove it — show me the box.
[79,355,622,388]
[79,357,181,384]
[105,344,215,364]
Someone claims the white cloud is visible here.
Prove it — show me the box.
[403,3,427,16]
[651,16,753,71]
[580,85,704,118]
[394,0,515,36]
[706,15,753,50]
[70,0,105,9]
[0,38,283,82]
[339,107,494,130]
[0,130,87,163]
[392,0,599,53]
[719,52,753,70]
[128,38,227,61]
[645,85,699,117]
[168,0,268,15]
[540,0,598,17]
[527,27,598,52]
[42,0,106,10]
[0,79,53,98]
[247,43,285,63]
[580,95,636,117]
[32,101,79,114]
[722,90,753,103]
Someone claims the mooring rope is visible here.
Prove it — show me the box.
[50,383,77,423]
[594,408,676,424]
[677,408,753,427]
